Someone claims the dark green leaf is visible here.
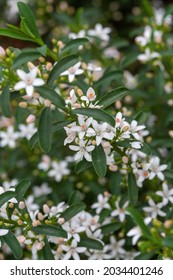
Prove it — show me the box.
[60,202,86,222]
[52,120,72,132]
[97,86,129,109]
[121,53,138,69]
[100,222,121,235]
[128,173,138,206]
[31,225,67,238]
[0,28,34,41]
[94,70,123,90]
[135,111,148,125]
[62,37,89,53]
[134,251,156,260]
[3,231,23,259]
[127,207,153,240]
[36,86,66,111]
[162,236,173,249]
[29,132,38,150]
[72,108,115,126]
[78,238,103,250]
[17,2,40,38]
[38,107,52,152]
[68,191,81,205]
[0,191,16,208]
[42,237,55,260]
[15,179,31,201]
[47,55,79,85]
[0,84,11,117]
[92,145,107,177]
[75,160,92,174]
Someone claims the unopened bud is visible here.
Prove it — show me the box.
[38,212,44,221]
[77,89,83,96]
[46,62,52,71]
[81,62,87,70]
[8,202,14,208]
[57,41,64,49]
[19,201,25,210]
[0,46,6,60]
[39,56,45,63]
[27,62,35,70]
[19,102,28,108]
[164,220,173,229]
[73,103,81,108]
[122,156,129,164]
[43,204,50,214]
[26,114,35,124]
[44,99,52,107]
[109,164,118,172]
[17,235,26,243]
[115,100,122,109]
[58,238,64,244]
[58,217,65,225]
[17,220,23,226]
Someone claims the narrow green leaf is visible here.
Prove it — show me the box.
[12,48,46,69]
[100,222,121,235]
[31,225,67,238]
[36,86,66,111]
[60,202,86,222]
[127,207,153,240]
[15,179,31,201]
[97,86,129,109]
[42,237,55,260]
[162,236,173,249]
[135,111,148,125]
[29,132,38,150]
[47,55,79,85]
[92,145,107,177]
[78,238,103,250]
[20,17,36,38]
[0,28,34,41]
[68,191,81,205]
[94,70,123,90]
[72,108,115,126]
[0,84,11,117]
[0,191,16,208]
[121,53,138,69]
[52,120,72,132]
[17,2,40,38]
[128,173,138,206]
[38,107,52,152]
[3,231,23,259]
[62,37,89,53]
[75,160,92,174]
[134,251,156,260]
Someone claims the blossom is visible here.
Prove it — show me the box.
[0,126,20,148]
[69,139,95,162]
[143,198,166,218]
[62,219,86,242]
[137,48,160,63]
[61,239,86,260]
[156,182,173,205]
[71,116,93,140]
[0,46,5,60]
[18,123,36,140]
[48,160,70,182]
[60,62,83,82]
[148,156,167,181]
[65,89,78,106]
[111,198,129,222]
[129,120,145,141]
[14,67,44,96]
[91,194,110,214]
[88,23,111,42]
[107,236,126,259]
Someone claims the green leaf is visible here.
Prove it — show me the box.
[128,173,138,206]
[135,111,148,125]
[0,84,11,118]
[15,179,31,201]
[17,2,40,38]
[29,132,38,150]
[68,191,81,205]
[60,202,86,222]
[31,225,67,238]
[52,120,72,132]
[0,191,16,208]
[42,237,55,260]
[162,236,173,249]
[78,238,103,250]
[62,37,89,53]
[94,70,123,91]
[127,207,153,240]
[75,159,92,174]
[0,28,34,41]
[47,55,79,85]
[3,231,23,259]
[97,86,129,109]
[12,47,47,69]
[121,53,138,69]
[72,108,115,126]
[134,251,156,260]
[92,145,107,177]
[100,222,121,235]
[140,142,151,156]
[36,86,66,111]
[38,107,52,152]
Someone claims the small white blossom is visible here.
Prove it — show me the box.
[60,62,83,82]
[91,194,110,214]
[137,48,160,63]
[0,126,20,148]
[61,239,86,260]
[48,160,70,182]
[111,198,129,222]
[143,198,166,218]
[18,123,36,140]
[149,156,167,181]
[156,182,173,205]
[88,23,111,42]
[69,139,95,162]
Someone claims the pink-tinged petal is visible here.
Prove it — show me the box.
[14,81,26,90]
[30,67,38,80]
[33,78,45,86]
[26,85,34,96]
[16,69,27,80]
[69,74,75,82]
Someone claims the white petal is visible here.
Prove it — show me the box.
[26,85,34,96]
[0,229,9,236]
[69,74,75,82]
[16,69,27,80]
[33,78,45,86]
[14,81,26,90]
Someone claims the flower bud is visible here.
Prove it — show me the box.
[17,235,26,243]
[19,201,25,210]
[26,114,35,124]
[0,46,6,60]
[18,102,28,108]
[43,204,50,214]
[109,164,118,172]
[58,217,65,225]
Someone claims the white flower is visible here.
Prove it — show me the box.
[124,71,138,89]
[88,23,111,42]
[127,217,152,245]
[86,87,97,101]
[65,89,77,106]
[143,198,166,218]
[18,123,36,140]
[60,62,83,82]
[137,48,160,63]
[14,67,44,97]
[130,141,143,149]
[0,186,17,204]
[132,162,150,187]
[104,47,120,59]
[64,122,77,145]
[111,198,129,222]
[61,239,86,260]
[48,160,70,182]
[38,155,51,171]
[0,126,20,148]
[129,120,145,141]
[108,236,126,259]
[71,116,93,140]
[156,182,173,205]
[33,183,52,197]
[69,139,95,162]
[86,246,111,260]
[91,194,110,214]
[0,229,9,247]
[69,30,86,39]
[62,219,86,242]
[149,156,167,181]
[86,120,114,145]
